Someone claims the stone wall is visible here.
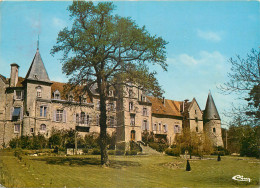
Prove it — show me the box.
[204,120,223,147]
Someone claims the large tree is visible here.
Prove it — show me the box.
[220,48,260,126]
[51,1,167,165]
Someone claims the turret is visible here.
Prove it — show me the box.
[203,91,223,147]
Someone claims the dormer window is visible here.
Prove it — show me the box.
[141,95,146,102]
[129,88,133,98]
[36,86,42,98]
[53,90,60,100]
[82,98,86,103]
[109,90,114,97]
[69,95,73,102]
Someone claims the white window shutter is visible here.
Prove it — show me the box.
[166,124,168,132]
[20,106,23,120]
[53,110,56,121]
[21,91,24,100]
[63,110,66,123]
[147,120,149,130]
[142,121,145,130]
[10,107,14,120]
[13,90,16,100]
[89,115,92,125]
[73,113,76,122]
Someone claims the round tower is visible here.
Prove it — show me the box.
[203,92,223,147]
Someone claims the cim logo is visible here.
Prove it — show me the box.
[232,175,251,182]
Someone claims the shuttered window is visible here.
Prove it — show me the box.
[163,124,168,133]
[53,109,66,122]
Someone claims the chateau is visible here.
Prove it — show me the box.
[0,46,223,148]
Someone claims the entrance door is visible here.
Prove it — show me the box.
[131,130,136,141]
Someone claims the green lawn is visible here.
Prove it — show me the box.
[0,150,259,187]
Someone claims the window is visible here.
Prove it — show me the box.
[213,128,216,133]
[80,112,85,124]
[109,90,114,97]
[86,115,90,125]
[15,90,22,100]
[163,124,168,133]
[14,124,20,133]
[69,95,73,102]
[107,102,115,111]
[141,95,146,102]
[96,115,100,125]
[36,86,42,98]
[53,90,60,100]
[129,102,134,111]
[40,106,47,117]
[82,98,87,103]
[153,123,157,131]
[158,123,161,131]
[96,101,100,110]
[143,107,148,116]
[142,120,149,130]
[76,113,80,123]
[109,116,115,127]
[56,110,63,122]
[195,117,198,123]
[12,107,21,121]
[196,127,199,132]
[129,88,133,98]
[40,124,46,132]
[174,125,181,133]
[195,110,197,114]
[130,114,135,126]
[30,128,34,133]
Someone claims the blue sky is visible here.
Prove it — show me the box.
[0,1,259,125]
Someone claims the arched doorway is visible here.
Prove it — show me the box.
[131,130,135,141]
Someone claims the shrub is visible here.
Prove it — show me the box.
[84,133,99,149]
[82,148,88,154]
[148,142,168,153]
[108,150,116,155]
[130,141,142,152]
[165,148,180,156]
[92,148,101,155]
[125,150,137,155]
[116,142,125,151]
[9,137,20,149]
[115,150,125,155]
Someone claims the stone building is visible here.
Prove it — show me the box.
[0,46,223,148]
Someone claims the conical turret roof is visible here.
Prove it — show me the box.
[203,91,220,120]
[25,49,51,83]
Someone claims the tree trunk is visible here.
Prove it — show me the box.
[98,78,109,166]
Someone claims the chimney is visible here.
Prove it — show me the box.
[10,63,19,87]
[162,97,165,105]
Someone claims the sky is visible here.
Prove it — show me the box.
[0,1,259,126]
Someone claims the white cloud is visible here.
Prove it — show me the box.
[52,17,66,29]
[167,51,226,69]
[197,29,222,42]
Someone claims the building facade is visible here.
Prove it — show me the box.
[0,47,223,148]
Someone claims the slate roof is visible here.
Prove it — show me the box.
[0,74,8,84]
[203,92,220,120]
[147,96,182,117]
[25,49,51,83]
[51,81,91,103]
